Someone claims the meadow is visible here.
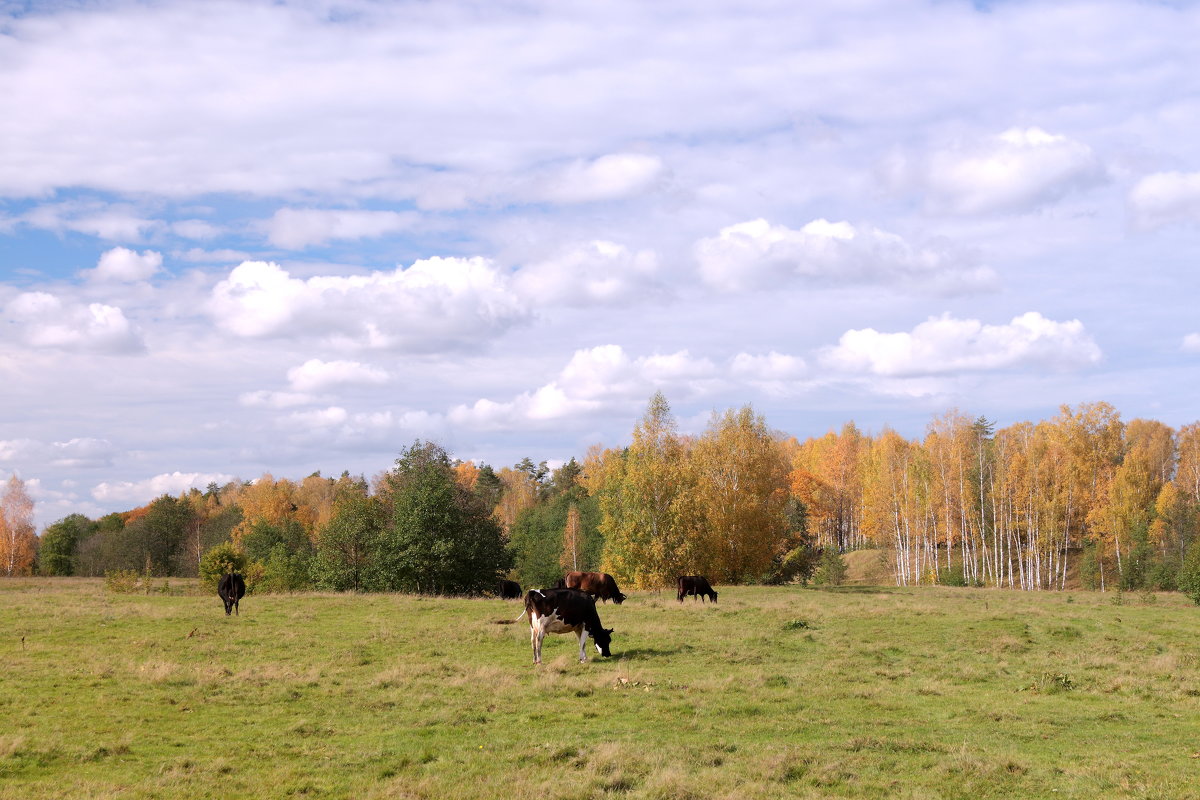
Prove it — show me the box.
[1,578,1198,800]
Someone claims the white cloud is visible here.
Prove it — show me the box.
[92,471,235,504]
[286,406,349,428]
[238,390,316,409]
[821,312,1102,377]
[538,153,664,204]
[3,291,144,353]
[83,247,162,282]
[0,439,40,462]
[50,438,119,468]
[286,359,389,393]
[513,240,663,306]
[1183,333,1200,353]
[898,127,1107,215]
[695,218,994,292]
[266,208,418,249]
[0,437,118,468]
[1129,171,1200,230]
[20,202,161,241]
[450,345,720,429]
[208,258,528,351]
[172,219,221,240]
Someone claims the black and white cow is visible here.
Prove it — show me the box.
[519,588,613,665]
[677,575,718,603]
[218,573,246,616]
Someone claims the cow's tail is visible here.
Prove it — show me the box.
[515,608,527,622]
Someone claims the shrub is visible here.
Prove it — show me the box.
[812,550,848,587]
[1177,542,1200,606]
[104,569,142,594]
[199,543,247,590]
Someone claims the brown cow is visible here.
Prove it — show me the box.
[676,575,718,603]
[562,571,626,604]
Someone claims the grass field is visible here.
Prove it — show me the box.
[2,578,1199,799]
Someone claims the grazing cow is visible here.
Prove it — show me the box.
[677,575,718,603]
[217,573,246,616]
[563,571,627,604]
[519,589,613,664]
[498,579,522,599]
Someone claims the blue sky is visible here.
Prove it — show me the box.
[3,0,1200,528]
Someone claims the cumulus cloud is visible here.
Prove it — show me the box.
[266,208,419,249]
[821,312,1102,377]
[695,218,994,292]
[83,247,162,282]
[513,240,663,306]
[286,359,389,393]
[208,258,528,351]
[3,291,144,353]
[890,127,1107,215]
[92,471,235,504]
[449,345,720,429]
[1129,171,1200,230]
[538,153,664,204]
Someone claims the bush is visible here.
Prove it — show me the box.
[762,545,820,586]
[812,550,848,587]
[199,542,247,590]
[104,569,142,594]
[1177,542,1200,606]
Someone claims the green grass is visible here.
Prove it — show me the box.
[2,579,1199,799]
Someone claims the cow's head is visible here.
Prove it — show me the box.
[613,591,627,605]
[592,627,614,657]
[223,596,235,615]
[711,590,719,603]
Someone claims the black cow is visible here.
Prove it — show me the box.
[218,573,246,616]
[563,571,627,604]
[677,575,718,603]
[498,579,522,599]
[519,588,613,665]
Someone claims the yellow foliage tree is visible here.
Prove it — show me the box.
[0,475,37,576]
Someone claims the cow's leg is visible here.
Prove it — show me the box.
[530,622,540,665]
[577,629,589,663]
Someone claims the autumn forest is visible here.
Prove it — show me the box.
[6,394,1200,601]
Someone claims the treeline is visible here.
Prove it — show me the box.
[14,395,1200,599]
[796,404,1200,594]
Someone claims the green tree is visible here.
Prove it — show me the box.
[241,518,312,592]
[508,491,601,588]
[812,549,849,586]
[1178,539,1200,605]
[312,492,384,592]
[39,513,96,576]
[371,441,511,594]
[200,542,247,589]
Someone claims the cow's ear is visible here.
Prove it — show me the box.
[605,628,614,635]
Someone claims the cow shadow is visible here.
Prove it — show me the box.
[613,645,687,661]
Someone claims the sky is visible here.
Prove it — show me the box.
[2,0,1200,530]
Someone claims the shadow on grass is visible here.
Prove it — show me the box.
[613,646,686,661]
[806,585,908,595]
